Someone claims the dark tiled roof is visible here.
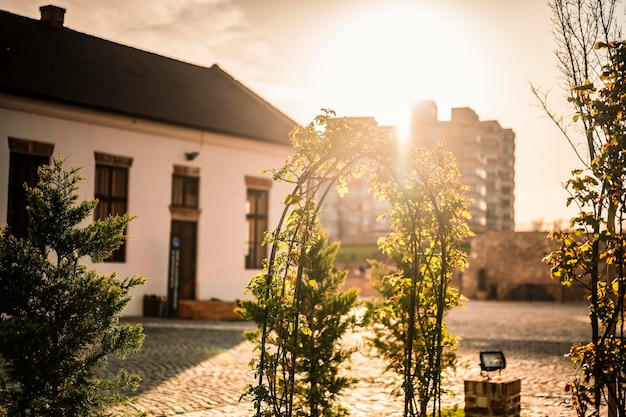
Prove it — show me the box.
[0,9,296,145]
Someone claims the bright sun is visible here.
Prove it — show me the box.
[311,4,482,135]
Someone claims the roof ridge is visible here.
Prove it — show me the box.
[0,8,219,72]
[0,7,297,145]
[210,64,298,126]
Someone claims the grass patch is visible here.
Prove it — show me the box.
[442,405,465,417]
[336,244,379,263]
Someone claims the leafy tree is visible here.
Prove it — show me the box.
[238,111,470,417]
[536,1,626,415]
[0,157,146,417]
[364,143,471,417]
[238,228,358,417]
[545,40,626,417]
[236,111,380,417]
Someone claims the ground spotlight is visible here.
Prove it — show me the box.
[480,351,506,379]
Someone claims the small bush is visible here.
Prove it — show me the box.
[0,157,145,416]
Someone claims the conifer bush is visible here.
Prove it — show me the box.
[293,230,358,417]
[0,157,145,417]
[238,228,359,417]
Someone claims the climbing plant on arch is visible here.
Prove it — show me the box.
[237,110,473,417]
[365,141,472,417]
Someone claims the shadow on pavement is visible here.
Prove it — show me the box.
[104,318,253,395]
[458,338,579,357]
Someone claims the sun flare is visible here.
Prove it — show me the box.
[311,4,481,132]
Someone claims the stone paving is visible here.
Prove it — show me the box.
[108,301,591,416]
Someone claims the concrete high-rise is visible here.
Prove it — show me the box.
[410,101,515,234]
[320,101,515,245]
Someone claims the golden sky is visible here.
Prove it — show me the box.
[1,0,594,229]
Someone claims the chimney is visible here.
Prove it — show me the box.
[39,5,66,29]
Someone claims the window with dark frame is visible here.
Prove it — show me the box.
[245,187,269,269]
[6,138,54,241]
[171,174,199,209]
[7,153,50,240]
[94,153,132,263]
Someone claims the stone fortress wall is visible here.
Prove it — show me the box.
[462,231,587,302]
[340,231,589,302]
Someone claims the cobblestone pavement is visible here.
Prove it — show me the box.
[108,301,591,416]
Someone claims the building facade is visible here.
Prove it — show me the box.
[411,101,515,234]
[321,102,516,245]
[0,6,297,316]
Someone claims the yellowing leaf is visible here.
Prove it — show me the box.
[612,280,620,294]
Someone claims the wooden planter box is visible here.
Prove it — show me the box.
[177,300,243,321]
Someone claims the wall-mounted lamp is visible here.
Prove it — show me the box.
[480,351,506,379]
[185,151,199,161]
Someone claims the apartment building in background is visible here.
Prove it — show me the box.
[319,118,393,246]
[321,101,515,244]
[411,100,515,234]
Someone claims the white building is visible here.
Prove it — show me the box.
[0,6,297,316]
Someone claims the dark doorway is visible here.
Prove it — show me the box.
[7,152,49,239]
[170,220,198,302]
[509,284,554,301]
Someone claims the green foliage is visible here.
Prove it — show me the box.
[293,230,359,417]
[441,405,464,417]
[335,244,379,263]
[364,260,463,385]
[237,111,388,417]
[0,157,146,417]
[238,229,359,417]
[364,144,471,417]
[239,111,471,417]
[544,38,626,416]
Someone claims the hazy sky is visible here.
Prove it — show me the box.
[2,0,602,229]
